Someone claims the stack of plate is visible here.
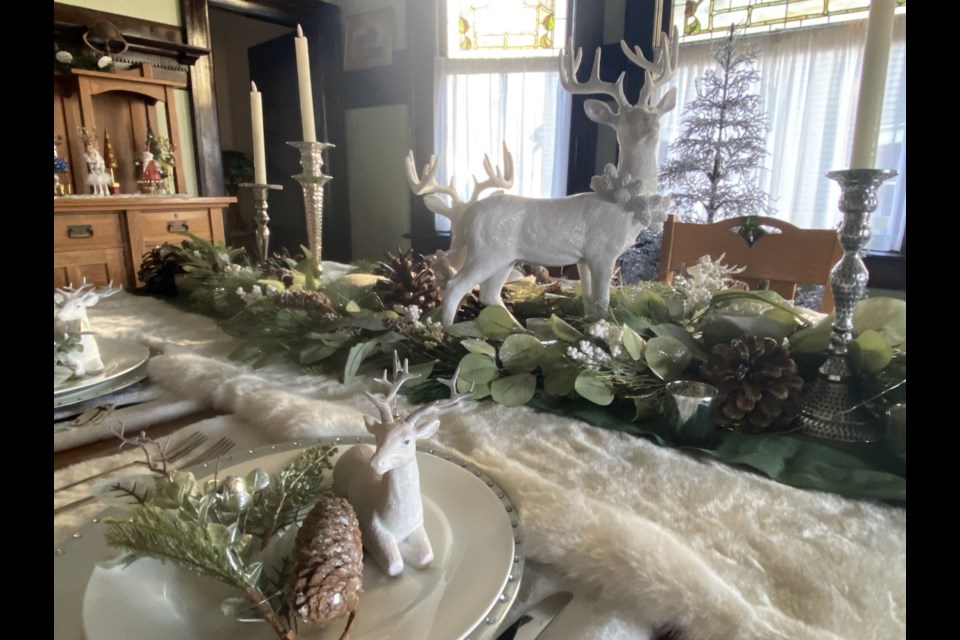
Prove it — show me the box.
[54,338,151,409]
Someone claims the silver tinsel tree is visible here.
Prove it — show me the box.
[660,26,775,223]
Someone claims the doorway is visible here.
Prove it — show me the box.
[204,1,352,262]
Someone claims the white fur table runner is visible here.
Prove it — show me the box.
[54,290,906,640]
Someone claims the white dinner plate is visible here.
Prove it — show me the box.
[54,337,150,397]
[54,438,523,640]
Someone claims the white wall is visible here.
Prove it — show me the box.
[58,0,199,194]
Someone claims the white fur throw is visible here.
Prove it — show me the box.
[67,290,905,640]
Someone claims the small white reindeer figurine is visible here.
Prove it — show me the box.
[407,29,679,326]
[333,353,470,577]
[54,281,119,377]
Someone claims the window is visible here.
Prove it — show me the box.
[432,1,571,231]
[662,1,906,252]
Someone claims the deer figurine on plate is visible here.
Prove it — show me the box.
[54,280,119,377]
[333,353,471,577]
[407,28,679,326]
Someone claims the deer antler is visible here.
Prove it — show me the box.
[55,279,117,304]
[622,27,679,109]
[468,142,514,204]
[560,38,629,109]
[405,363,474,425]
[405,150,465,207]
[365,352,422,423]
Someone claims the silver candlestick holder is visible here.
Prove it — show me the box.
[239,182,283,264]
[797,168,898,442]
[288,141,334,271]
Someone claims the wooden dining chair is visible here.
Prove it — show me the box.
[657,215,843,312]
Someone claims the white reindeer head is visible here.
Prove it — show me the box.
[54,281,118,329]
[362,353,471,475]
[561,28,679,191]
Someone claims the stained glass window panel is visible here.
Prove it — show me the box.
[672,0,904,41]
[447,0,567,58]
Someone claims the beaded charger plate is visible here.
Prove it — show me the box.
[53,438,524,640]
[54,338,150,409]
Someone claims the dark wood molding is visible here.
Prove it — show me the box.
[565,0,605,195]
[182,0,225,196]
[408,0,440,245]
[54,3,208,66]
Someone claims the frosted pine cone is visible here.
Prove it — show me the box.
[288,497,363,636]
[276,290,335,315]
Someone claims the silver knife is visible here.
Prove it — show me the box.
[497,591,573,640]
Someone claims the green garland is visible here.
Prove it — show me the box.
[136,235,906,503]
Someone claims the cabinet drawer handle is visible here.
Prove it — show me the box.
[167,221,189,233]
[66,225,94,239]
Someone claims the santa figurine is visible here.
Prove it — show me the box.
[138,148,163,194]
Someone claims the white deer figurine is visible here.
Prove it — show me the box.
[54,281,119,377]
[407,29,679,327]
[333,353,471,577]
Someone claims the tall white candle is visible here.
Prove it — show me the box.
[251,81,267,184]
[850,0,896,169]
[295,24,317,143]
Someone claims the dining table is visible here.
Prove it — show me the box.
[54,263,906,640]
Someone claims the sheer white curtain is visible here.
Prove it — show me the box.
[433,55,572,231]
[658,15,906,251]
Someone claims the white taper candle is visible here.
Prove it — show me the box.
[850,0,896,169]
[251,81,267,184]
[295,24,318,143]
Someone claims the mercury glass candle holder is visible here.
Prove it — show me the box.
[239,182,283,263]
[797,168,898,442]
[288,141,334,269]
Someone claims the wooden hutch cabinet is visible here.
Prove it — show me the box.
[54,6,235,288]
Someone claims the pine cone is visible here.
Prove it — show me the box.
[289,497,363,634]
[276,290,336,315]
[374,250,443,312]
[138,240,195,297]
[700,335,804,434]
[263,249,299,282]
[455,286,514,322]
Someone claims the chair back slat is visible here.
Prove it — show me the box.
[658,215,843,312]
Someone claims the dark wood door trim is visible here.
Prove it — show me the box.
[182,0,225,196]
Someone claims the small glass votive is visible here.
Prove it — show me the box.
[886,403,906,462]
[664,380,718,444]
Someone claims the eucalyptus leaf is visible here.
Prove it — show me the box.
[549,314,584,342]
[345,300,361,314]
[477,306,519,341]
[409,361,436,380]
[850,329,893,373]
[299,344,336,365]
[244,469,270,492]
[621,324,647,361]
[543,366,578,396]
[538,343,571,374]
[228,344,262,363]
[650,324,708,361]
[461,338,497,358]
[491,373,537,407]
[525,318,555,341]
[701,315,791,347]
[445,321,484,339]
[762,307,801,332]
[499,334,545,373]
[645,336,692,381]
[788,314,834,354]
[853,297,906,349]
[344,340,381,383]
[574,372,615,406]
[458,353,499,384]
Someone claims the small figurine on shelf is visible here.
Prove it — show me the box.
[137,148,163,194]
[54,135,71,196]
[102,132,121,195]
[144,123,177,194]
[332,353,471,577]
[80,128,110,196]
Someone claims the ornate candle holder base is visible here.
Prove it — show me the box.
[240,182,283,264]
[797,168,897,443]
[288,141,334,270]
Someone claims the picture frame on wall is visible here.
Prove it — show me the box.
[343,8,394,71]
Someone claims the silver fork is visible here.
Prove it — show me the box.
[54,432,207,495]
[53,437,236,516]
